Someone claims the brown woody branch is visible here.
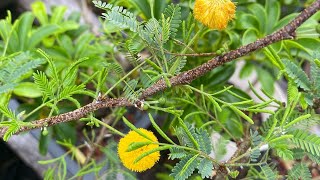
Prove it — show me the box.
[1,0,320,138]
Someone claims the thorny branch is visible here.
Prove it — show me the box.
[1,0,320,139]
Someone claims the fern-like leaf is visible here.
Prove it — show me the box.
[8,58,44,82]
[124,39,141,66]
[140,71,154,88]
[123,79,142,102]
[251,130,262,146]
[288,163,312,180]
[250,149,261,162]
[283,60,311,91]
[37,49,59,82]
[197,158,213,179]
[163,4,182,38]
[170,155,198,180]
[290,130,320,156]
[161,15,170,43]
[103,63,123,75]
[175,123,198,148]
[0,121,20,141]
[250,130,263,162]
[101,5,138,32]
[292,148,305,159]
[173,56,187,75]
[306,152,320,164]
[0,83,17,94]
[92,0,113,10]
[143,18,162,46]
[260,165,278,180]
[196,128,212,154]
[260,113,278,135]
[287,78,299,104]
[310,59,320,93]
[33,71,55,101]
[276,146,294,160]
[62,57,89,87]
[168,147,186,160]
[58,84,85,100]
[0,105,17,120]
[0,52,45,83]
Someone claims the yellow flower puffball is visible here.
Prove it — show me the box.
[194,0,236,30]
[118,129,160,172]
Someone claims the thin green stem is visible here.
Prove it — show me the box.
[24,99,55,119]
[225,161,266,167]
[185,85,237,140]
[229,143,264,163]
[1,21,18,57]
[93,118,125,137]
[104,62,145,96]
[212,108,237,141]
[181,26,204,54]
[280,93,301,126]
[157,142,219,165]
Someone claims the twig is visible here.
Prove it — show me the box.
[0,98,132,137]
[1,0,320,138]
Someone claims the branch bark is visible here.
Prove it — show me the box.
[1,0,320,138]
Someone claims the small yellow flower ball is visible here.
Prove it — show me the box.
[118,129,160,172]
[194,0,236,30]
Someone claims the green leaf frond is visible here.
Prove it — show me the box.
[140,70,155,88]
[103,62,123,75]
[61,57,89,87]
[275,145,294,160]
[92,1,113,11]
[0,121,20,141]
[169,147,186,160]
[260,165,278,180]
[58,84,86,101]
[288,163,312,180]
[0,104,17,120]
[260,112,279,136]
[289,130,320,156]
[250,149,261,162]
[197,158,213,179]
[170,155,198,180]
[123,79,142,103]
[0,105,30,141]
[284,111,320,132]
[250,130,263,162]
[0,52,44,84]
[287,78,299,104]
[37,49,59,82]
[306,152,320,164]
[143,18,162,47]
[33,71,56,101]
[251,130,263,146]
[124,38,141,66]
[163,4,181,39]
[175,122,199,149]
[196,128,212,154]
[0,83,17,94]
[283,59,311,91]
[93,1,139,32]
[169,55,187,75]
[310,58,320,94]
[93,1,184,74]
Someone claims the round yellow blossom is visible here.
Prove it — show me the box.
[118,128,160,172]
[194,0,236,30]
